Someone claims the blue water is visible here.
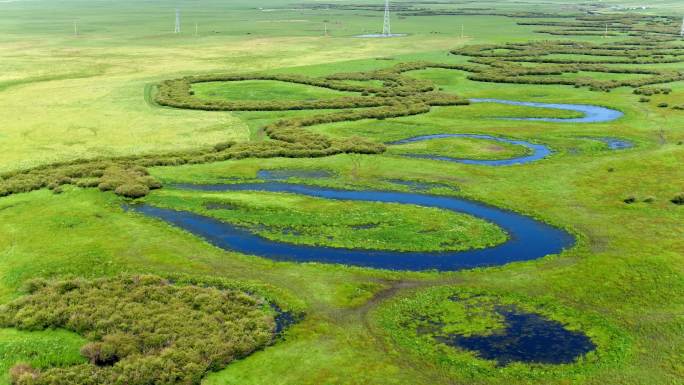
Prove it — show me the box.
[387,179,459,192]
[387,134,552,166]
[436,306,596,365]
[470,98,624,123]
[258,169,334,181]
[584,137,634,150]
[134,182,575,271]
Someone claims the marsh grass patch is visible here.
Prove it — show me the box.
[0,275,289,385]
[373,287,629,380]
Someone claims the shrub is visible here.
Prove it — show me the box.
[114,183,149,198]
[623,196,637,204]
[0,276,279,385]
[213,141,235,152]
[657,102,669,108]
[672,193,684,205]
[9,363,39,384]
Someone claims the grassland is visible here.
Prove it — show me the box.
[0,329,85,385]
[387,136,530,160]
[144,188,507,252]
[0,0,683,385]
[193,80,357,101]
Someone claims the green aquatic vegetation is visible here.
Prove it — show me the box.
[0,275,278,385]
[373,286,629,380]
[388,136,530,160]
[143,188,508,252]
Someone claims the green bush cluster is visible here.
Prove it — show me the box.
[633,87,671,96]
[450,39,684,91]
[1,275,277,385]
[672,193,684,205]
[155,62,473,113]
[97,165,161,198]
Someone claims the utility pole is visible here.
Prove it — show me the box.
[382,0,391,36]
[195,22,198,36]
[174,9,181,34]
[461,24,464,39]
[324,22,328,37]
[73,20,78,36]
[680,16,684,37]
[604,23,608,38]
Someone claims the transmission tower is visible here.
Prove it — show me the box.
[382,0,391,36]
[174,9,181,34]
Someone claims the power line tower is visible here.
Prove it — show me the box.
[174,9,181,34]
[382,0,391,36]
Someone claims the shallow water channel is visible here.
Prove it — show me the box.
[134,182,574,271]
[470,98,624,123]
[388,133,552,166]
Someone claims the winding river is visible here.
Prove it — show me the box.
[131,99,620,364]
[387,134,552,166]
[133,100,629,271]
[470,98,624,123]
[134,181,574,271]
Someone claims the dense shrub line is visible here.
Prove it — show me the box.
[633,86,671,96]
[449,39,684,91]
[1,275,279,385]
[518,13,682,37]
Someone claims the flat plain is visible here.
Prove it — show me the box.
[0,1,683,384]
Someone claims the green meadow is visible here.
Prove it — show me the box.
[0,0,683,384]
